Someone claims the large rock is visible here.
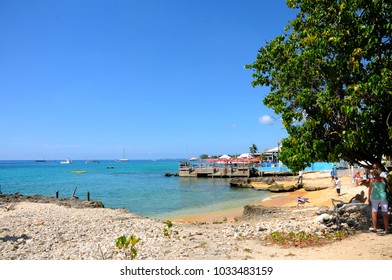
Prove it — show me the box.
[0,193,105,209]
[303,185,329,191]
[230,177,302,193]
[319,203,372,230]
[230,177,275,189]
[267,183,302,192]
[242,205,283,218]
[229,178,253,188]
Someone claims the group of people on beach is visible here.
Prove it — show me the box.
[332,164,389,234]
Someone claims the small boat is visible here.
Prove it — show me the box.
[60,159,72,164]
[106,166,114,169]
[72,170,87,174]
[116,148,129,162]
[86,160,100,164]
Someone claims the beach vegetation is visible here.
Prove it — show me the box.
[163,220,179,238]
[266,229,352,247]
[244,248,253,254]
[115,234,140,260]
[246,0,392,172]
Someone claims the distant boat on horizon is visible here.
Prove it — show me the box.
[86,160,100,164]
[35,156,48,162]
[116,148,129,162]
[60,159,72,164]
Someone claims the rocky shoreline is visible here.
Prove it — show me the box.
[0,193,105,209]
[0,192,376,260]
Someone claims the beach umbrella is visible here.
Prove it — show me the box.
[238,153,253,159]
[189,157,198,161]
[218,158,230,164]
[219,154,231,160]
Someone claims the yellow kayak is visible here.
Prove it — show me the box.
[71,170,87,174]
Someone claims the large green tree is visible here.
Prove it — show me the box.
[246,0,392,171]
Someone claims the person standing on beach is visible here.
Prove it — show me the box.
[331,168,336,182]
[297,170,303,184]
[368,169,389,234]
[354,171,362,185]
[335,176,341,196]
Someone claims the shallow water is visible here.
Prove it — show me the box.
[0,160,270,218]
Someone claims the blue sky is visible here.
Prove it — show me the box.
[0,0,296,160]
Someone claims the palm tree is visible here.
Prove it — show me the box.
[249,144,258,157]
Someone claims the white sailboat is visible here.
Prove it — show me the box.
[116,148,129,162]
[60,159,72,164]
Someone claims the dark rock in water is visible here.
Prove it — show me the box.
[229,178,253,188]
[165,173,178,177]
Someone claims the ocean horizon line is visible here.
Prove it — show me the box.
[0,158,186,162]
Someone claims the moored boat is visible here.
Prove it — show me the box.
[86,160,100,164]
[71,170,87,174]
[116,148,129,162]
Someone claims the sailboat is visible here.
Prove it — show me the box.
[116,148,129,162]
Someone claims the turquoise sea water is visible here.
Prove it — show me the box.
[0,160,272,219]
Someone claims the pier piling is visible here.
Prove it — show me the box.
[72,186,77,197]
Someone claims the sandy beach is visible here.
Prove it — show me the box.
[1,169,392,260]
[173,169,368,223]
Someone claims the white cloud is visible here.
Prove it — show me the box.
[259,115,275,125]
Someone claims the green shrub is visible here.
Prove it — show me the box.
[266,230,352,247]
[116,234,140,259]
[163,220,179,238]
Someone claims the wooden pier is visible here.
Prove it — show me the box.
[179,163,257,178]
